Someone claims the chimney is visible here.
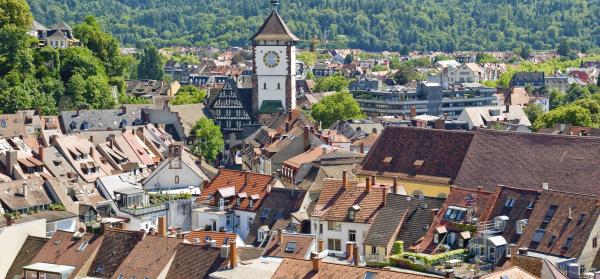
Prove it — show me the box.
[444,270,455,279]
[517,247,528,256]
[342,170,348,190]
[311,252,321,273]
[365,177,371,192]
[89,146,95,158]
[505,104,510,113]
[322,146,327,155]
[22,183,27,197]
[303,126,310,149]
[410,105,417,117]
[371,176,376,186]
[434,119,445,130]
[121,106,127,115]
[6,150,17,177]
[345,242,354,260]
[76,108,80,117]
[382,187,387,206]
[89,135,94,143]
[359,143,364,154]
[393,177,398,194]
[277,228,283,246]
[285,122,290,132]
[5,215,13,226]
[318,240,324,252]
[353,244,359,267]
[244,171,249,187]
[288,111,292,122]
[157,216,167,237]
[229,240,237,268]
[542,183,549,190]
[38,146,44,161]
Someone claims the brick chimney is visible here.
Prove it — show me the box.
[244,171,249,187]
[311,252,321,273]
[89,146,95,159]
[5,215,12,226]
[382,187,387,206]
[303,126,310,150]
[22,183,27,197]
[318,239,324,252]
[89,135,94,143]
[371,176,376,186]
[365,177,371,192]
[157,216,167,237]
[6,150,17,177]
[38,146,44,161]
[359,142,364,154]
[393,176,398,194]
[229,240,237,268]
[277,228,283,246]
[342,170,348,190]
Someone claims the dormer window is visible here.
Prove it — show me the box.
[444,206,467,221]
[516,219,528,235]
[249,199,254,208]
[348,204,360,221]
[504,198,516,208]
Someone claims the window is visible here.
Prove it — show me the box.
[444,206,467,221]
[371,245,377,255]
[434,233,439,244]
[543,205,558,223]
[577,213,587,226]
[263,83,267,90]
[277,83,281,90]
[327,238,342,251]
[349,230,356,242]
[548,235,557,247]
[236,198,241,206]
[285,241,298,253]
[249,199,254,208]
[516,220,527,235]
[532,229,545,243]
[261,208,271,218]
[504,198,516,208]
[328,221,342,231]
[319,223,323,234]
[117,275,124,279]
[594,237,598,248]
[174,175,179,184]
[247,217,253,230]
[563,235,574,251]
[348,209,355,221]
[526,201,534,209]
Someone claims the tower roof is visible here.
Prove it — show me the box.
[251,11,299,42]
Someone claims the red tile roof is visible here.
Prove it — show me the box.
[272,258,437,279]
[414,186,498,253]
[165,243,228,279]
[312,178,387,223]
[262,232,315,259]
[111,235,182,279]
[197,169,274,212]
[185,230,237,247]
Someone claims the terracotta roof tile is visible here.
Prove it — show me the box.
[272,258,438,279]
[197,169,274,212]
[87,228,145,278]
[165,243,228,279]
[111,235,182,279]
[185,230,237,247]
[516,190,600,259]
[359,127,473,184]
[312,179,387,223]
[262,232,315,259]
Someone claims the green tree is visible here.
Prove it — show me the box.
[170,85,206,105]
[0,85,31,113]
[137,44,164,80]
[549,89,567,109]
[0,0,33,29]
[191,118,224,162]
[533,105,594,130]
[0,25,35,75]
[476,53,498,63]
[344,54,353,65]
[63,74,86,109]
[74,16,124,76]
[84,75,114,109]
[523,104,545,125]
[297,51,317,67]
[311,90,365,128]
[566,83,591,103]
[519,45,532,59]
[558,38,572,57]
[393,63,422,85]
[314,74,350,93]
[59,47,106,82]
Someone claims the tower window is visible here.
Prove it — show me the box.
[277,83,281,90]
[263,83,267,90]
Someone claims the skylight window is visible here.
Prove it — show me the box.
[504,198,516,208]
[78,240,89,251]
[532,229,545,243]
[543,205,558,223]
[285,241,297,253]
[443,206,467,221]
[563,235,574,251]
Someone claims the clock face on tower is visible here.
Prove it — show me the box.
[263,51,281,68]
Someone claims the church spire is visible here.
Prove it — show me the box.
[270,0,280,12]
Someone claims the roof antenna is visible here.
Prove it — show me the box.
[270,0,280,12]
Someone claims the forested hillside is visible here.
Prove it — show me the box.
[28,0,599,52]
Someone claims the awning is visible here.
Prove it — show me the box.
[488,235,507,246]
[435,225,447,234]
[217,186,236,198]
[460,231,471,240]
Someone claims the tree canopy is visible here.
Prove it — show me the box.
[170,85,206,105]
[191,118,224,162]
[27,0,600,52]
[311,90,365,128]
[137,44,164,80]
[313,74,350,93]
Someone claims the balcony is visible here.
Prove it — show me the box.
[120,203,168,216]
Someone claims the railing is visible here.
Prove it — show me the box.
[120,203,168,216]
[192,202,231,213]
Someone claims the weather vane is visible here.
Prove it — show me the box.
[270,0,280,12]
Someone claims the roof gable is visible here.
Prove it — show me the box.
[251,11,299,42]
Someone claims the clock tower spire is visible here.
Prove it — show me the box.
[251,0,299,118]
